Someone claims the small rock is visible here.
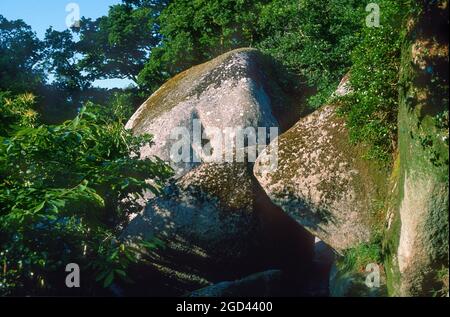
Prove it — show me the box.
[187,270,282,297]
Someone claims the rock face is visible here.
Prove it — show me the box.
[122,48,314,296]
[126,48,296,178]
[383,1,449,297]
[188,270,282,297]
[123,162,260,267]
[123,161,315,290]
[254,77,384,252]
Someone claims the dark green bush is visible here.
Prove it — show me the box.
[137,0,364,108]
[256,0,364,108]
[0,93,173,295]
[337,0,416,163]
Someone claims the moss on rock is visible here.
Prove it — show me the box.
[254,98,388,252]
[383,0,449,296]
[125,48,305,178]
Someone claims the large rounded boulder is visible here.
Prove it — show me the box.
[123,162,259,266]
[253,78,385,251]
[122,161,315,293]
[122,48,314,295]
[126,48,298,178]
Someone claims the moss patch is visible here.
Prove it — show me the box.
[179,162,254,212]
[129,48,307,136]
[383,0,449,296]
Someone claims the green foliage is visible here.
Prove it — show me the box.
[74,1,168,84]
[88,235,164,288]
[337,0,415,163]
[0,93,39,136]
[43,28,90,93]
[0,15,44,93]
[106,91,141,124]
[138,0,364,102]
[432,265,449,297]
[137,0,265,92]
[0,93,173,295]
[340,240,383,273]
[256,0,364,108]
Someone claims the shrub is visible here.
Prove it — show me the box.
[0,93,173,295]
[337,0,416,163]
[340,241,383,273]
[257,0,364,108]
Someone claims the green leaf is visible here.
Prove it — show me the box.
[108,249,119,261]
[50,199,66,209]
[115,269,126,278]
[103,271,114,288]
[32,201,46,214]
[95,270,109,282]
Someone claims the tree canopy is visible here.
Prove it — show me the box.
[0,15,44,93]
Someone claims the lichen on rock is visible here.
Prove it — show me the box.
[383,0,449,296]
[254,77,386,252]
[122,162,259,266]
[121,48,314,296]
[125,48,299,178]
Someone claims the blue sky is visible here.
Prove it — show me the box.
[0,0,134,89]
